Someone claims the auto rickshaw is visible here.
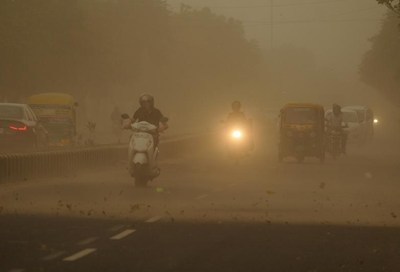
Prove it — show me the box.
[28,93,78,147]
[278,103,325,163]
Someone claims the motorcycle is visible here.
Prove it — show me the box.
[325,125,347,160]
[221,121,252,164]
[121,114,168,187]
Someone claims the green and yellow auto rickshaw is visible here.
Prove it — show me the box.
[278,103,325,163]
[29,93,78,147]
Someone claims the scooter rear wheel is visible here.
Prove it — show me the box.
[134,163,148,188]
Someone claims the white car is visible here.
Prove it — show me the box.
[343,106,375,142]
[326,109,363,144]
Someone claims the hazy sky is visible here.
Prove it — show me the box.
[166,0,387,75]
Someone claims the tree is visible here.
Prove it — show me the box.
[360,12,400,106]
[377,0,400,16]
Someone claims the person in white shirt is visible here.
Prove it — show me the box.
[326,104,348,154]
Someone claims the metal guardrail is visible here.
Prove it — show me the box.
[0,133,213,183]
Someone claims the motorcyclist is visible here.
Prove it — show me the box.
[124,94,168,147]
[326,103,348,154]
[226,101,254,151]
[226,101,247,126]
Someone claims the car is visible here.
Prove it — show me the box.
[343,106,375,142]
[0,103,49,151]
[325,109,363,145]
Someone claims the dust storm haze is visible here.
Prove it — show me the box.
[0,0,396,135]
[2,1,400,271]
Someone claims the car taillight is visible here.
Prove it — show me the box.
[9,125,27,131]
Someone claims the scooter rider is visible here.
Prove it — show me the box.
[226,101,254,151]
[124,94,168,147]
[326,103,348,154]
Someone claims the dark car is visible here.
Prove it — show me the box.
[0,103,49,151]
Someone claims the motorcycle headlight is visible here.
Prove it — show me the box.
[374,119,378,124]
[232,131,242,139]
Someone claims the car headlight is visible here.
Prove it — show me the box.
[232,131,242,139]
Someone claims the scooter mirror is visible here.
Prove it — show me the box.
[121,113,130,120]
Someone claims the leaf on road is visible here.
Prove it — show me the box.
[319,182,326,189]
[267,191,275,195]
[391,212,397,219]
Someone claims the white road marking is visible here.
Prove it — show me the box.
[42,251,66,261]
[110,229,136,240]
[146,215,163,223]
[195,194,209,200]
[108,225,126,232]
[8,269,25,272]
[77,237,98,246]
[63,248,97,262]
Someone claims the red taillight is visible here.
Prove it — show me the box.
[9,125,27,131]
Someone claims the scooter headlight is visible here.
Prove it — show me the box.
[232,131,242,139]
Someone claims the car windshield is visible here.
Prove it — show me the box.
[343,112,358,123]
[0,106,23,119]
[285,107,318,124]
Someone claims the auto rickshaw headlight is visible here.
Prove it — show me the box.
[310,132,316,138]
[286,131,293,137]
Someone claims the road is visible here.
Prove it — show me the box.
[1,127,400,272]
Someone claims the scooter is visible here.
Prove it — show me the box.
[121,114,168,187]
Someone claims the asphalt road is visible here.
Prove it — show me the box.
[1,126,400,272]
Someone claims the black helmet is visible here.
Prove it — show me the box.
[139,93,154,107]
[232,101,241,112]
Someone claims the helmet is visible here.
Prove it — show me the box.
[139,93,154,107]
[232,101,241,112]
[332,103,341,110]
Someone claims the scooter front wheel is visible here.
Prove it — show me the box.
[134,163,148,188]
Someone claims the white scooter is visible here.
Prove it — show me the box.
[121,114,168,187]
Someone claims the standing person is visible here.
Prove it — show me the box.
[110,106,122,143]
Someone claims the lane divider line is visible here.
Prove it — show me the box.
[77,237,98,246]
[195,194,209,200]
[110,229,136,240]
[146,215,163,223]
[108,225,126,232]
[63,248,97,262]
[42,251,66,261]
